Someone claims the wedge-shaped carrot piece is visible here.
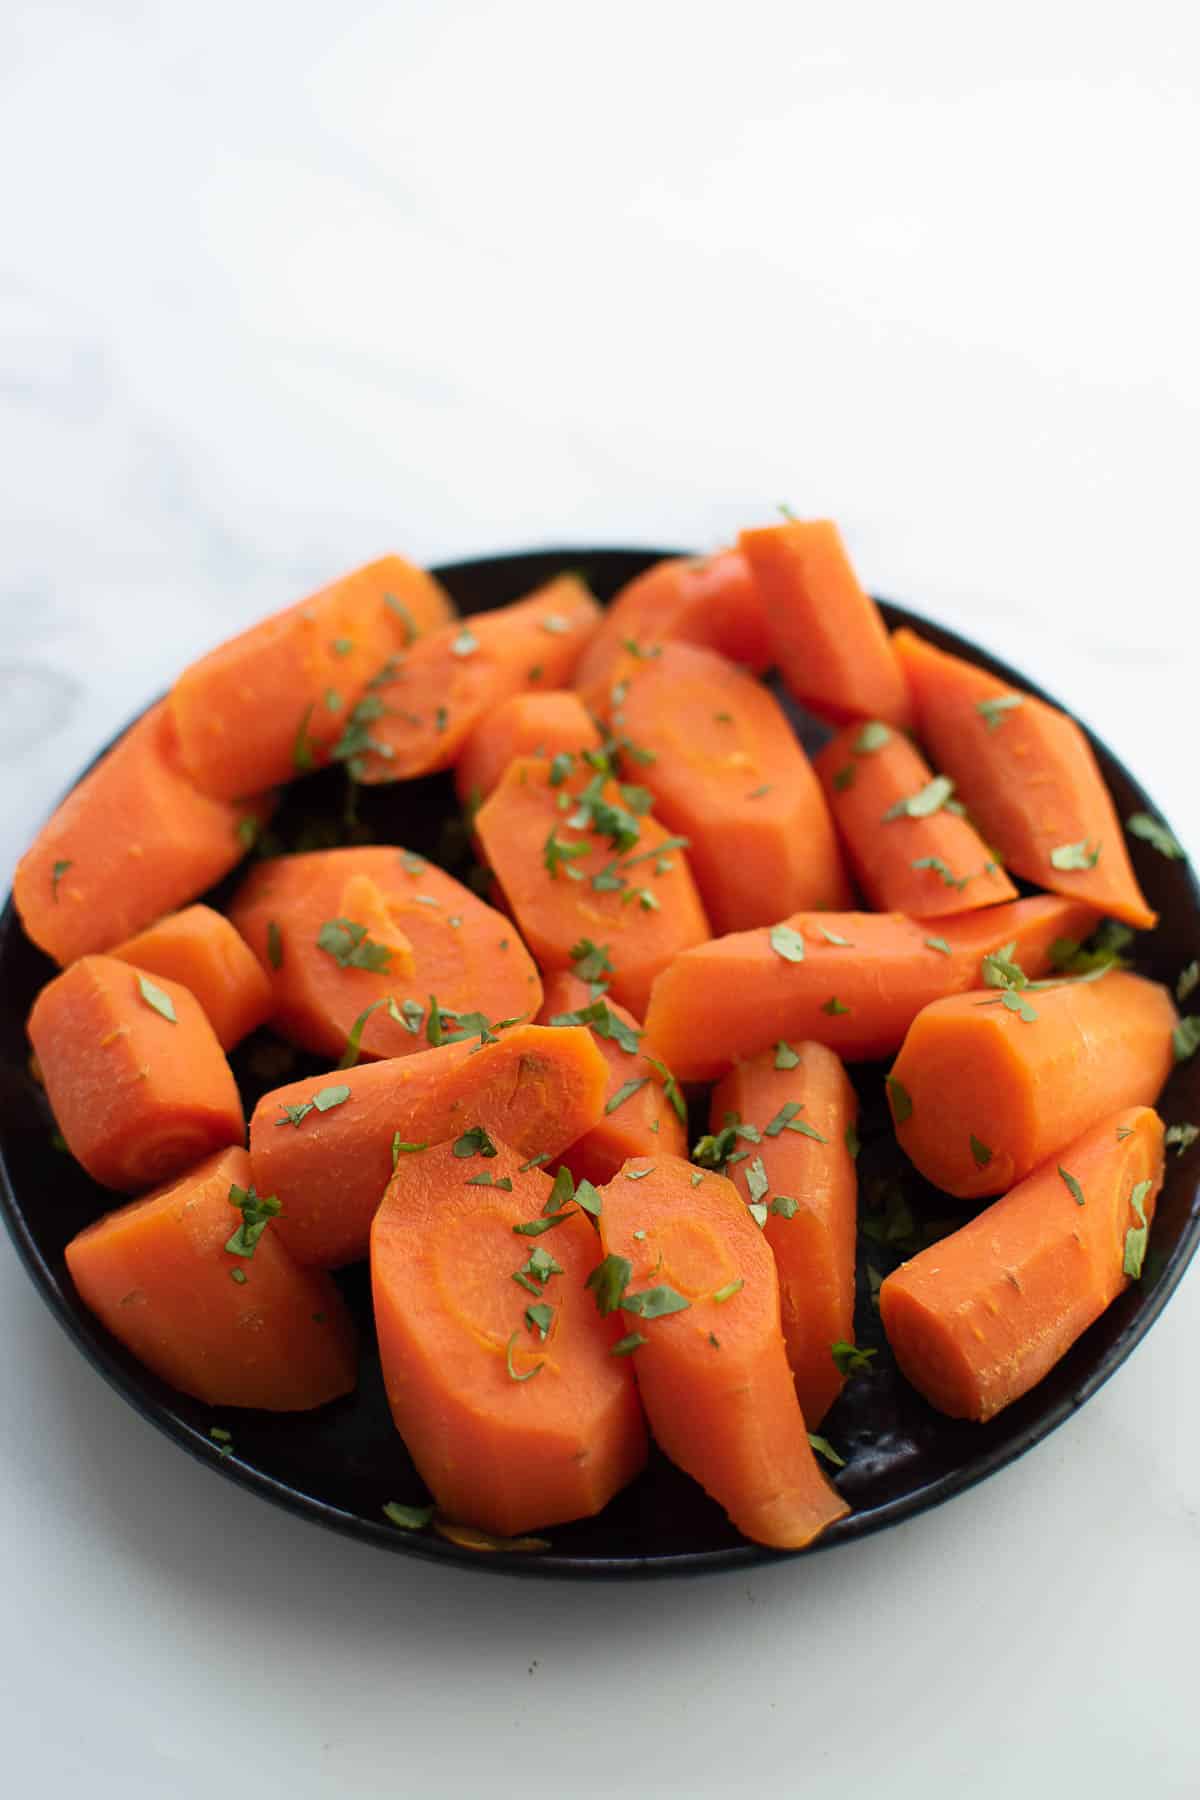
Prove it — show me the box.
[250,1022,608,1267]
[371,1137,646,1536]
[109,904,273,1051]
[475,756,710,1017]
[887,970,1176,1200]
[814,719,1017,916]
[536,971,686,1183]
[66,1147,357,1409]
[598,1154,849,1549]
[454,690,602,812]
[881,1106,1165,1420]
[14,702,275,967]
[594,641,851,932]
[170,555,454,800]
[230,846,542,1064]
[893,628,1156,929]
[738,520,912,729]
[643,895,1101,1081]
[353,575,600,783]
[711,1045,858,1428]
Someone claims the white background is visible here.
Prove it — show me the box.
[2,5,1198,1796]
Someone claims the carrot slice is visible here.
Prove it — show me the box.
[13,702,275,967]
[169,555,454,800]
[643,894,1101,1081]
[371,1137,646,1536]
[353,575,600,783]
[814,719,1017,916]
[249,1021,609,1267]
[108,904,273,1051]
[536,971,687,1183]
[229,846,542,1064]
[738,520,912,728]
[454,690,602,812]
[886,969,1176,1200]
[598,1154,849,1549]
[66,1146,357,1409]
[28,955,244,1193]
[475,756,710,1017]
[892,628,1156,929]
[595,641,851,931]
[711,1044,859,1427]
[881,1106,1164,1420]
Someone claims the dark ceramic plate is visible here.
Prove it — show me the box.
[3,547,1198,1579]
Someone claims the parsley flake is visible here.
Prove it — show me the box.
[137,975,176,1023]
[853,721,891,753]
[831,1341,876,1377]
[451,627,479,657]
[819,927,854,947]
[1058,1166,1086,1207]
[769,1195,799,1218]
[912,855,967,891]
[569,939,614,985]
[1165,1122,1198,1154]
[769,924,806,964]
[1050,840,1101,871]
[1123,1179,1153,1278]
[316,916,393,973]
[1173,1017,1200,1063]
[611,1332,647,1356]
[808,1433,845,1469]
[505,1331,543,1382]
[887,1077,913,1124]
[774,1041,800,1070]
[606,1076,649,1115]
[1127,813,1185,860]
[1177,962,1199,1003]
[822,996,851,1016]
[586,1255,632,1315]
[622,1284,689,1320]
[925,936,951,956]
[976,694,1024,731]
[524,1303,554,1341]
[882,775,956,823]
[453,1125,498,1159]
[225,1183,282,1258]
[832,765,856,792]
[383,1501,434,1531]
[969,1133,993,1169]
[745,1156,769,1204]
[392,1134,428,1169]
[51,858,72,898]
[712,1278,743,1304]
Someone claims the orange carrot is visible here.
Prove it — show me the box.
[893,628,1156,929]
[886,969,1176,1199]
[28,955,244,1193]
[594,640,851,931]
[229,846,542,1064]
[711,1045,859,1427]
[738,520,912,729]
[536,971,687,1183]
[814,719,1017,916]
[352,575,600,783]
[598,1153,849,1549]
[643,894,1101,1081]
[66,1146,357,1409]
[13,702,275,967]
[249,1021,609,1267]
[454,690,602,812]
[170,555,455,800]
[881,1106,1165,1419]
[475,755,710,1017]
[371,1137,646,1536]
[109,904,273,1051]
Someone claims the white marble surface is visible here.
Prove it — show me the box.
[3,6,1199,1797]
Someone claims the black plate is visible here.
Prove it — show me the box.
[3,546,1198,1579]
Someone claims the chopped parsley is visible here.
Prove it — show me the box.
[316,916,393,973]
[976,694,1024,731]
[774,1041,800,1070]
[383,594,417,644]
[382,1501,435,1530]
[392,1135,428,1169]
[1177,962,1199,1003]
[1173,1016,1200,1063]
[50,858,72,898]
[831,1341,876,1377]
[969,1133,993,1169]
[853,721,891,753]
[451,627,479,657]
[808,1434,845,1469]
[821,996,851,1016]
[832,765,856,791]
[137,975,176,1023]
[505,1331,543,1382]
[911,855,967,891]
[887,1077,913,1124]
[524,1303,554,1341]
[1050,840,1101,871]
[338,1000,386,1068]
[712,1278,743,1303]
[1122,1179,1153,1278]
[610,1332,647,1356]
[453,1125,498,1159]
[819,927,854,947]
[548,998,642,1054]
[236,815,260,850]
[1058,1166,1086,1207]
[769,1195,799,1218]
[845,1121,861,1160]
[225,1183,282,1258]
[769,923,806,964]
[606,1076,649,1115]
[569,938,614,985]
[882,775,956,822]
[586,1255,633,1315]
[644,1054,686,1122]
[621,1284,689,1319]
[924,936,951,956]
[543,828,590,880]
[465,1170,514,1189]
[1127,813,1185,860]
[1165,1122,1199,1156]
[745,1156,769,1204]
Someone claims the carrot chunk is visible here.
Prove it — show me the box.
[454,690,602,811]
[109,904,273,1051]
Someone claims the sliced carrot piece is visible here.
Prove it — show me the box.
[887,969,1176,1200]
[893,628,1156,929]
[712,1044,859,1427]
[738,520,912,729]
[371,1137,646,1537]
[66,1146,357,1409]
[249,1022,609,1267]
[814,719,1017,916]
[28,955,244,1193]
[229,846,542,1064]
[13,702,275,967]
[454,690,602,812]
[108,904,273,1051]
[881,1106,1164,1420]
[643,894,1101,1081]
[475,756,710,1017]
[598,1153,849,1549]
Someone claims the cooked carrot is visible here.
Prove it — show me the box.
[230,846,542,1064]
[250,1021,609,1267]
[170,555,454,800]
[598,1153,849,1549]
[738,520,912,729]
[814,719,1017,916]
[454,690,602,812]
[536,971,687,1183]
[711,1045,858,1428]
[892,628,1156,929]
[594,640,851,931]
[66,1146,357,1409]
[887,970,1177,1199]
[352,575,600,784]
[643,894,1101,1081]
[108,904,273,1051]
[881,1106,1164,1420]
[475,756,710,1017]
[28,955,244,1193]
[13,702,275,967]
[371,1137,646,1536]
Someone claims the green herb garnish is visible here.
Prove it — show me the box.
[1058,1166,1086,1207]
[976,694,1024,731]
[383,1501,434,1530]
[887,1077,913,1123]
[316,916,393,973]
[1122,1179,1153,1278]
[225,1183,282,1258]
[1050,840,1101,871]
[137,975,176,1023]
[769,924,806,964]
[1127,813,1185,860]
[774,1041,800,1070]
[453,1125,498,1159]
[853,722,891,752]
[831,1341,876,1377]
[969,1133,993,1169]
